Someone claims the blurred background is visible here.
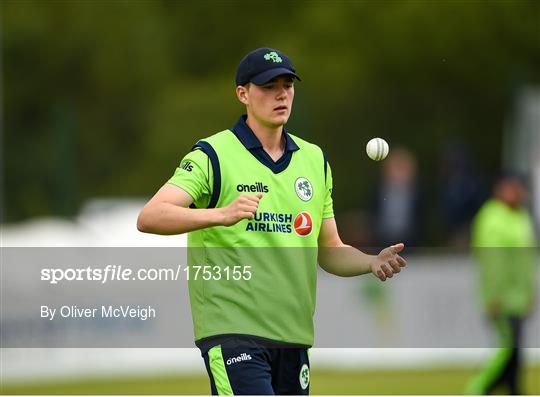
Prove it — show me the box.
[2,0,539,394]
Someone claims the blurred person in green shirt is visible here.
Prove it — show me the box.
[465,173,537,395]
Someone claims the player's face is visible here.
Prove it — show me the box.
[240,75,295,128]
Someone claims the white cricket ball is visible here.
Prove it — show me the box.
[366,137,389,161]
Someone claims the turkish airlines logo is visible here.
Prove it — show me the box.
[293,212,313,236]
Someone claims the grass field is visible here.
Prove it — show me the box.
[2,366,539,395]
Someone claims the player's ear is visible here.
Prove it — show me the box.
[236,85,249,105]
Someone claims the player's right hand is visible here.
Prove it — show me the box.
[219,193,262,226]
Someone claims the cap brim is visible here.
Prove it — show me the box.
[250,68,301,85]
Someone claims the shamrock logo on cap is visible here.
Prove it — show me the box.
[263,51,282,63]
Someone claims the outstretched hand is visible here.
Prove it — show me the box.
[371,243,407,282]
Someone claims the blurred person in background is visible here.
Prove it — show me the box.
[372,148,422,247]
[440,142,486,247]
[361,148,421,342]
[465,173,537,395]
[533,152,540,237]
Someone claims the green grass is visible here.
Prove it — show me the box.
[2,366,539,395]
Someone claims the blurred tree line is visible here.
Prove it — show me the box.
[2,0,539,244]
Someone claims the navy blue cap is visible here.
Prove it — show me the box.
[236,47,301,86]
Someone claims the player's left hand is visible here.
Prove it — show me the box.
[371,243,407,282]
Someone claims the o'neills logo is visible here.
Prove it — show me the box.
[226,353,252,365]
[236,182,269,193]
[180,161,193,172]
[294,212,313,236]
